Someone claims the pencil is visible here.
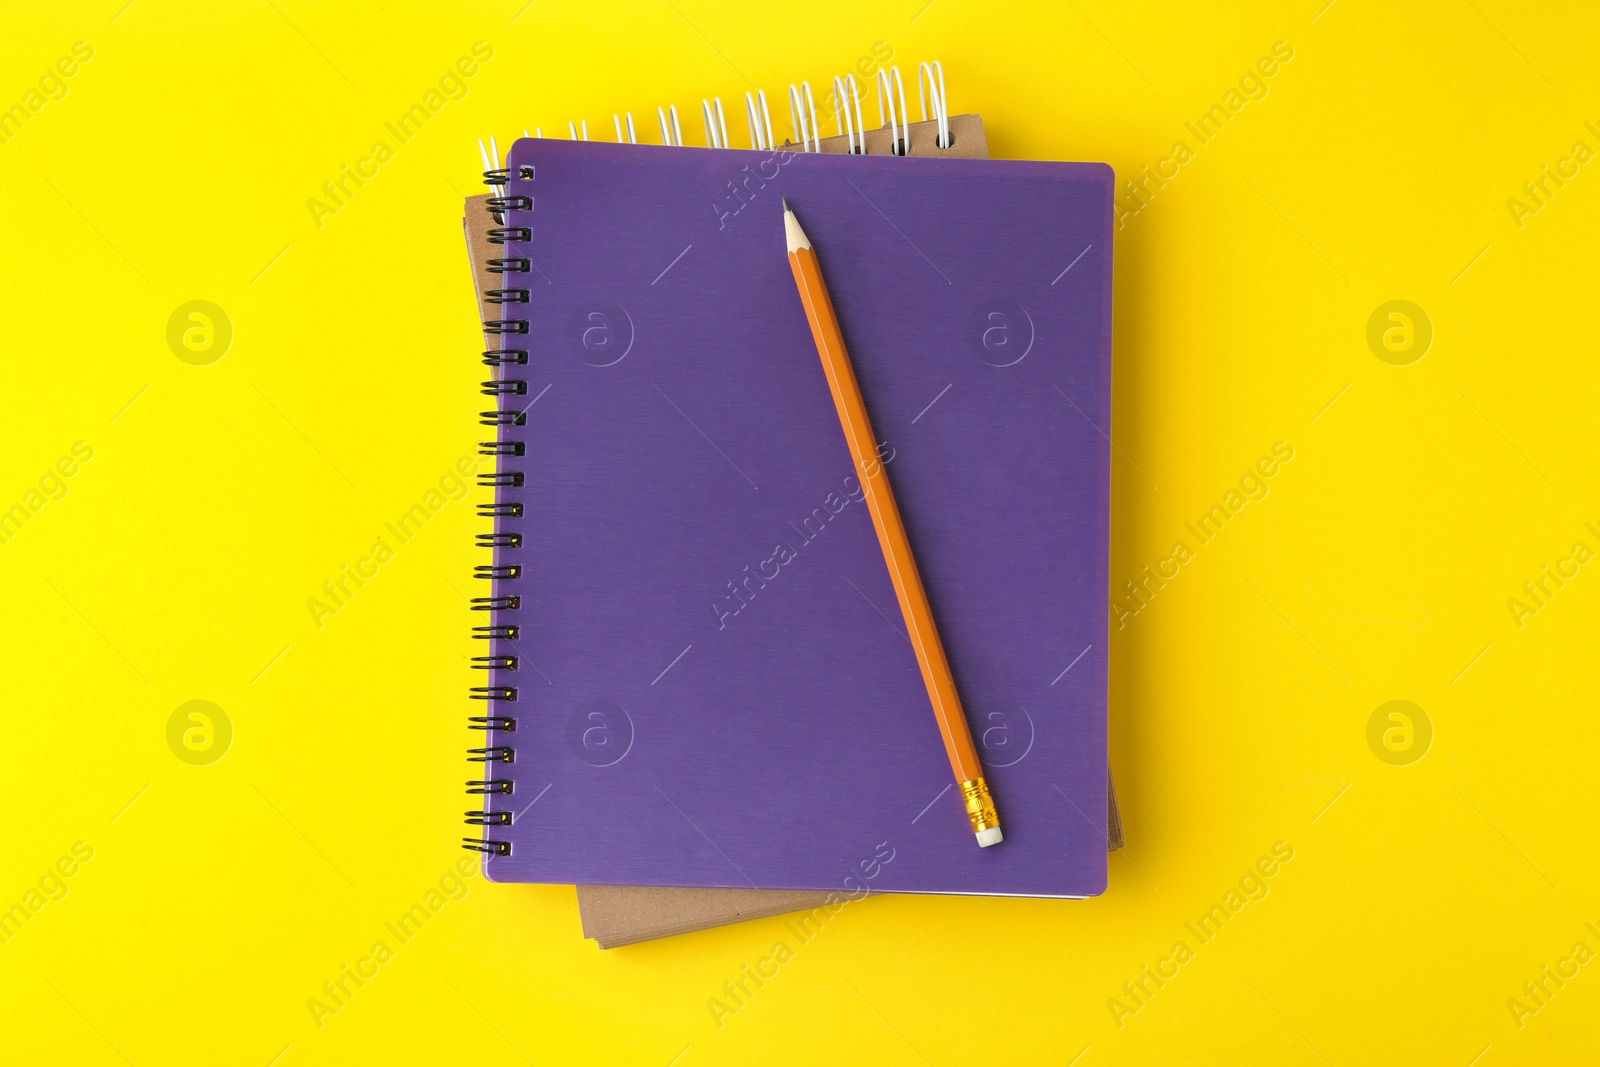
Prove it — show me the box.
[782,199,1002,848]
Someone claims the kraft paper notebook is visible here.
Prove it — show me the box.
[462,134,1113,899]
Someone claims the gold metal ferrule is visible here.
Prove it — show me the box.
[960,777,1000,834]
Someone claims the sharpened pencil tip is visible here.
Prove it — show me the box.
[782,197,791,212]
[782,203,811,252]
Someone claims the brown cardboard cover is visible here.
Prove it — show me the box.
[806,112,988,157]
[577,885,834,949]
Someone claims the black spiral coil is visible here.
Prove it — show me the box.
[464,165,532,857]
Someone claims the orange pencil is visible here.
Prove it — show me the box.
[783,199,1002,848]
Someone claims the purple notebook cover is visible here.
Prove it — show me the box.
[477,138,1111,898]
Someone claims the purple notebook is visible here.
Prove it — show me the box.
[469,138,1112,898]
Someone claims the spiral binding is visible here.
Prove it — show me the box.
[527,60,950,156]
[464,162,534,858]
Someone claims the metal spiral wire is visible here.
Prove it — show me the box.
[465,165,530,858]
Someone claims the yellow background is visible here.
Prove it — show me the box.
[1,0,1596,1063]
